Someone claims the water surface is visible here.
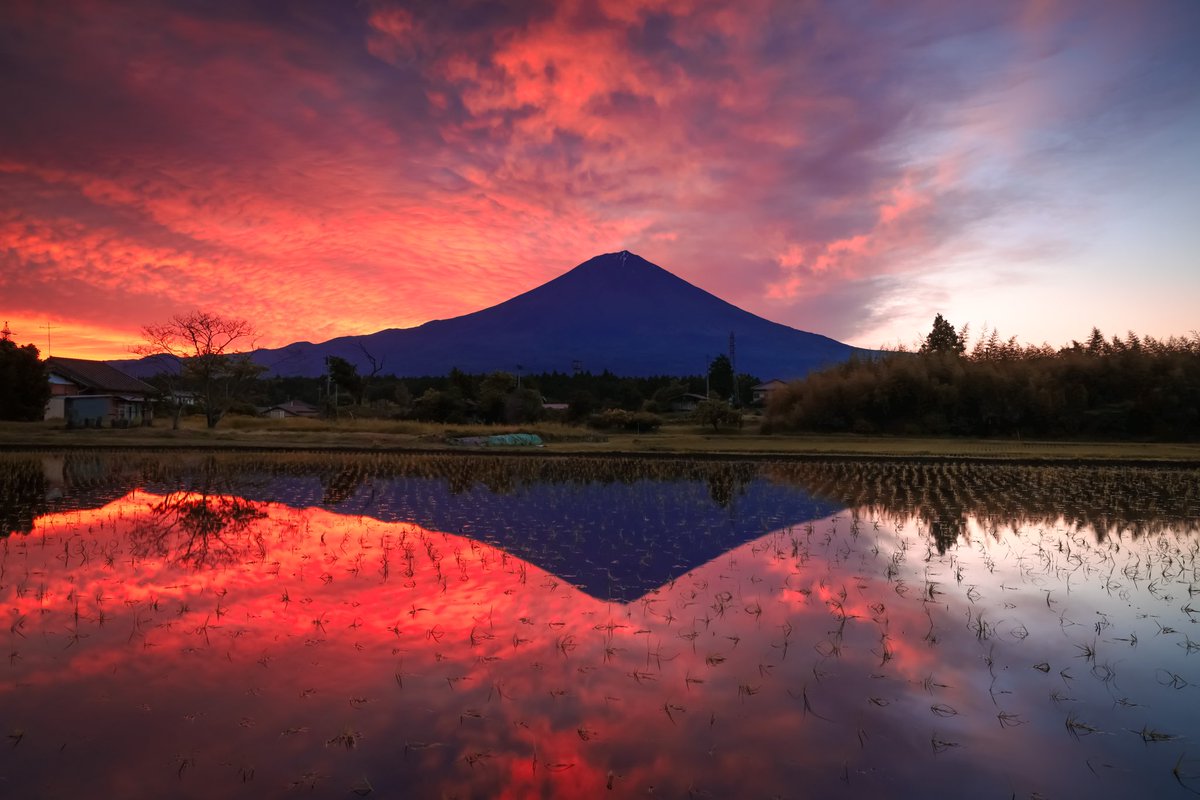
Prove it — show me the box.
[2,452,1197,797]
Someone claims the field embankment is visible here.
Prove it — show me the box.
[2,417,1199,464]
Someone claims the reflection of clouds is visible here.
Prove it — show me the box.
[3,488,1198,797]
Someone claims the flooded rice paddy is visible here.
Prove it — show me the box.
[1,451,1199,798]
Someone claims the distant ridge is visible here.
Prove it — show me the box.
[118,251,868,378]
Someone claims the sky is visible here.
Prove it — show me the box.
[2,0,1198,361]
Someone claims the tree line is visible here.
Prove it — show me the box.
[0,312,758,429]
[764,315,1200,440]
[264,361,757,426]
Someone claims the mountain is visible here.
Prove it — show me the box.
[125,252,867,379]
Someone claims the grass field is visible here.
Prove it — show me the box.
[2,416,1198,462]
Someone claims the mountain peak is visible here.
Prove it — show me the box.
[117,252,867,379]
[552,250,686,292]
[572,250,654,272]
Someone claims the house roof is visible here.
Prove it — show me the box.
[262,399,320,415]
[753,379,788,390]
[46,357,156,395]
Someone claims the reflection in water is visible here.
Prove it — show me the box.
[768,460,1200,550]
[5,452,1197,545]
[133,492,266,569]
[0,452,1198,798]
[2,453,841,602]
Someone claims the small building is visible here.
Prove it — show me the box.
[669,393,712,413]
[44,357,157,427]
[260,399,320,419]
[751,379,788,406]
[168,389,201,408]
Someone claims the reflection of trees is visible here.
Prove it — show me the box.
[705,465,755,509]
[132,492,265,569]
[0,457,47,536]
[320,468,365,505]
[200,452,783,493]
[766,461,1200,551]
[2,452,172,536]
[7,452,1198,556]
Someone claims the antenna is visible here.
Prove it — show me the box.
[44,320,57,357]
[1,321,10,340]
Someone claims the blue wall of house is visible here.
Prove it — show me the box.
[65,396,113,427]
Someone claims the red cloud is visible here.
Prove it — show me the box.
[1,0,1194,357]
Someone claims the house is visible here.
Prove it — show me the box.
[168,389,201,408]
[668,393,712,413]
[260,399,320,419]
[751,379,788,406]
[44,357,157,427]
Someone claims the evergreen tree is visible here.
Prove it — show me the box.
[920,314,965,355]
[708,354,735,400]
[325,356,364,405]
[0,333,49,421]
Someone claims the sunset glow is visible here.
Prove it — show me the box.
[2,1,1197,360]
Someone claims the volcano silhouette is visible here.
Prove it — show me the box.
[129,251,866,378]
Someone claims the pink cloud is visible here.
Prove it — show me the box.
[1,0,1195,358]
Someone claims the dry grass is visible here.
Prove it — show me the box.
[1,417,1198,462]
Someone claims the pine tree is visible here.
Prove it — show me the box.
[920,314,965,356]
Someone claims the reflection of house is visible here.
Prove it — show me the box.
[44,357,156,427]
[260,399,320,419]
[751,379,788,405]
[669,393,712,413]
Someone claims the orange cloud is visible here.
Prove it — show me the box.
[2,0,1195,357]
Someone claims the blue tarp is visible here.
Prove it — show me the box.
[449,433,544,447]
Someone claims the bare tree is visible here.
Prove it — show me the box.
[353,337,385,405]
[136,311,261,429]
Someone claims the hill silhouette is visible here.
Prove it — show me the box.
[127,251,866,378]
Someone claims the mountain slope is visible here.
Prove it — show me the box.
[122,252,866,379]
[256,252,863,379]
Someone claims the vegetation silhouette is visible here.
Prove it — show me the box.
[766,325,1200,440]
[136,310,262,429]
[0,331,49,421]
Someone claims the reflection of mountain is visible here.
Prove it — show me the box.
[3,453,840,601]
[6,453,1198,596]
[235,475,839,601]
